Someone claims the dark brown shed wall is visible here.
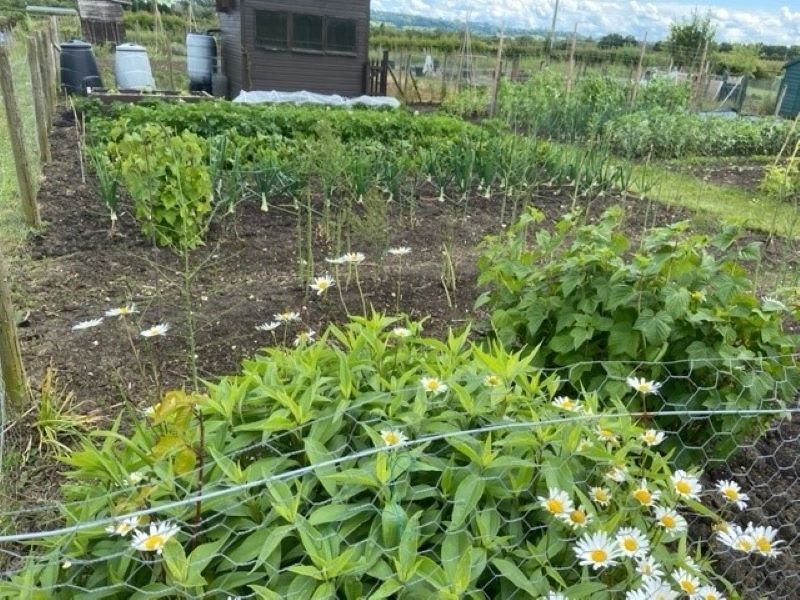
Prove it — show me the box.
[236,0,369,96]
[218,9,243,95]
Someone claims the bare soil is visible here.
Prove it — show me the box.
[4,109,799,598]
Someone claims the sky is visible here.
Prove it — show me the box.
[373,0,800,45]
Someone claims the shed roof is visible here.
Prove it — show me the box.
[783,57,800,71]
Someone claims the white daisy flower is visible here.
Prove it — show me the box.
[379,429,408,447]
[552,396,580,412]
[672,568,701,596]
[626,376,662,395]
[256,321,281,332]
[696,586,726,600]
[391,327,412,338]
[616,526,650,558]
[715,480,749,510]
[387,246,411,256]
[626,578,677,600]
[72,317,104,331]
[558,506,592,530]
[293,330,316,346]
[589,486,612,507]
[420,376,447,394]
[332,252,365,264]
[605,466,627,483]
[671,469,702,501]
[596,426,618,444]
[140,323,170,338]
[130,521,180,554]
[716,523,754,552]
[746,523,784,557]
[538,488,574,516]
[635,555,665,581]
[105,304,138,317]
[574,531,621,570]
[105,516,141,537]
[544,593,569,600]
[309,274,335,296]
[632,479,660,507]
[640,429,665,447]
[273,311,301,323]
[654,506,687,534]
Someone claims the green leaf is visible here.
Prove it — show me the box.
[450,473,485,529]
[490,558,539,596]
[249,585,283,600]
[396,511,421,582]
[664,287,691,319]
[633,309,673,345]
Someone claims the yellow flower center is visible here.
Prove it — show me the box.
[486,375,500,386]
[383,432,401,445]
[569,510,586,524]
[633,489,652,504]
[599,429,613,439]
[141,534,166,552]
[643,432,655,443]
[636,383,649,393]
[755,537,772,553]
[589,549,607,563]
[661,515,676,529]
[735,539,753,552]
[680,580,697,593]
[546,499,564,514]
[593,489,609,503]
[425,380,440,391]
[676,480,692,495]
[723,488,738,501]
[622,538,637,552]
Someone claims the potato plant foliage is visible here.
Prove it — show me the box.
[3,316,740,599]
[477,206,800,467]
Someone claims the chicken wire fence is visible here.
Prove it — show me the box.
[0,356,798,600]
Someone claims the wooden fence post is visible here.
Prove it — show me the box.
[630,33,648,106]
[565,24,577,99]
[0,246,31,413]
[489,28,505,117]
[27,36,51,164]
[0,44,41,228]
[36,30,56,118]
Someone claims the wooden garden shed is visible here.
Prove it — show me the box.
[777,58,800,118]
[216,0,370,98]
[77,0,125,45]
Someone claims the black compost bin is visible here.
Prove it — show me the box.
[60,40,103,95]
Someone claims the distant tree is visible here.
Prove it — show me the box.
[717,42,733,53]
[667,11,715,68]
[598,33,626,49]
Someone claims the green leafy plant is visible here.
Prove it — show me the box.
[476,206,800,467]
[2,315,758,599]
[106,124,212,249]
[86,146,119,228]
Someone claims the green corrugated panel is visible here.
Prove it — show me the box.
[779,59,800,118]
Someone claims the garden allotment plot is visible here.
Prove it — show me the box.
[1,100,799,599]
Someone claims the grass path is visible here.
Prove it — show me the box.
[633,163,800,239]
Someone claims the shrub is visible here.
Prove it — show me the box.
[2,315,749,599]
[106,123,212,249]
[476,206,800,467]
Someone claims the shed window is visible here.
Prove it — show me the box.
[326,18,357,53]
[293,14,323,51]
[255,10,288,48]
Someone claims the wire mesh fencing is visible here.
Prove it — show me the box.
[0,352,798,599]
